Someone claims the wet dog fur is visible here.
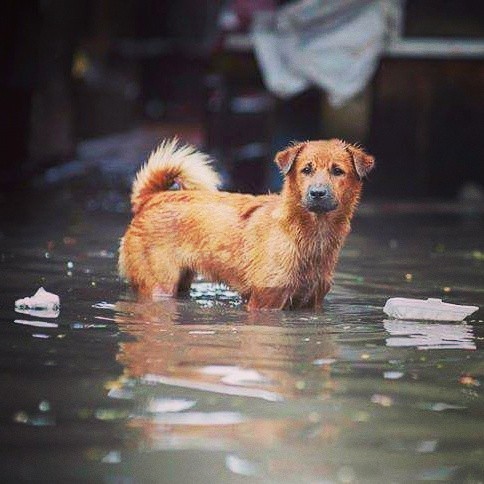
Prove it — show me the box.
[119,138,374,310]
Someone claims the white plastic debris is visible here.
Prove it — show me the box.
[383,297,478,322]
[15,287,60,318]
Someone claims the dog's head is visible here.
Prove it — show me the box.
[275,139,374,215]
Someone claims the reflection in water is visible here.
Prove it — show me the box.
[140,373,283,402]
[14,307,60,319]
[384,319,476,350]
[110,298,345,481]
[113,298,337,398]
[14,319,59,328]
[85,296,484,482]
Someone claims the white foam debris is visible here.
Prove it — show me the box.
[15,288,60,318]
[383,297,478,321]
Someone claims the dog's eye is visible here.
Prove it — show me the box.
[331,166,345,176]
[301,164,313,175]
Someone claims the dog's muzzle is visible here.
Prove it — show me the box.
[304,185,338,213]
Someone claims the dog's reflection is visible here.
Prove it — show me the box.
[114,298,338,397]
[111,298,341,451]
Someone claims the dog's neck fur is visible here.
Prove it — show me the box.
[272,181,360,300]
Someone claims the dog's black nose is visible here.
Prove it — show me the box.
[309,187,327,199]
[305,184,338,213]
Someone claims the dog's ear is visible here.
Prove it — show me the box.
[275,142,305,176]
[345,144,375,180]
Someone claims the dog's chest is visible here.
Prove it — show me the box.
[291,229,339,281]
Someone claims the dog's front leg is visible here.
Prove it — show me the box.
[313,279,332,309]
[247,287,290,311]
[302,280,332,310]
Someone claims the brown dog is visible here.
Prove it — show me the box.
[119,138,374,310]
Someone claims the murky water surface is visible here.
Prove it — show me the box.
[0,189,483,483]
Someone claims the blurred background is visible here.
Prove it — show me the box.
[1,0,483,200]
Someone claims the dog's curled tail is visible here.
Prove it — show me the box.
[130,138,220,213]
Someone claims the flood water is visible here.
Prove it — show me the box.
[0,183,483,483]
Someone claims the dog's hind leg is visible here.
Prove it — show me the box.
[136,258,183,300]
[151,282,179,299]
[177,269,195,296]
[149,266,196,300]
[137,272,179,300]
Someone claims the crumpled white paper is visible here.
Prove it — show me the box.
[15,287,60,318]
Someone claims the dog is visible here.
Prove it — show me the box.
[119,138,374,310]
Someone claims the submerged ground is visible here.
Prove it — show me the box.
[0,151,483,482]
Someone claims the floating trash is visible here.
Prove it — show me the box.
[383,297,478,321]
[15,287,59,310]
[15,287,60,318]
